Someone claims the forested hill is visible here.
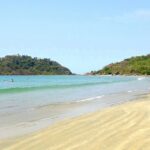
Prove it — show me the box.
[90,54,150,75]
[0,55,72,75]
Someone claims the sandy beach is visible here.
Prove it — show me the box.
[0,94,150,150]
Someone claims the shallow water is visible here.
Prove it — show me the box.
[0,75,150,138]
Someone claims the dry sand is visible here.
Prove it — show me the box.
[0,95,150,150]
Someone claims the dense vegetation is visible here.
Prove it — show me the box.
[90,54,150,75]
[0,55,72,75]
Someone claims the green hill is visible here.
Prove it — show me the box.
[0,55,72,75]
[90,54,150,75]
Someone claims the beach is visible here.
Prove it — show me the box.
[0,94,150,150]
[0,0,150,149]
[1,75,150,139]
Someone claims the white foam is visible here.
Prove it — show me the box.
[77,95,104,102]
[128,90,133,93]
[138,77,145,81]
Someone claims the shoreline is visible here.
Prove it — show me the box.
[85,74,150,77]
[0,94,150,150]
[0,91,147,140]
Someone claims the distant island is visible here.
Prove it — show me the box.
[0,55,72,75]
[89,54,150,75]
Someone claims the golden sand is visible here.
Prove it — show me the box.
[1,96,150,150]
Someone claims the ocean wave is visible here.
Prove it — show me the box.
[76,95,104,102]
[137,77,145,81]
[0,81,113,94]
[128,90,133,93]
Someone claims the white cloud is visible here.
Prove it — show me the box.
[134,10,150,18]
[102,9,150,23]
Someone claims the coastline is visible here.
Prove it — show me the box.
[1,75,150,141]
[0,94,150,150]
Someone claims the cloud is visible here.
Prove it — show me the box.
[102,9,150,23]
[134,10,150,18]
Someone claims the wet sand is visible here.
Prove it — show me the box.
[0,94,150,150]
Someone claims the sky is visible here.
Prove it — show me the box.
[0,0,150,74]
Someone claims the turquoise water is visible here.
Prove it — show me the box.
[0,75,150,138]
[0,75,136,93]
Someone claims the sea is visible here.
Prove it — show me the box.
[0,75,150,139]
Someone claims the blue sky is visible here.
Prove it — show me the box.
[0,0,150,73]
